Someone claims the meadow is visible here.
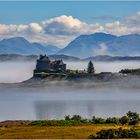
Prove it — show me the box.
[0,125,131,139]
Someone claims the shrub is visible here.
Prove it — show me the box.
[64,115,71,120]
[91,116,96,123]
[119,116,130,125]
[30,120,84,126]
[88,127,139,139]
[127,111,140,125]
[106,117,119,124]
[71,115,82,121]
[80,119,89,123]
[94,117,105,124]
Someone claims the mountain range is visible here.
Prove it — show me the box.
[0,33,140,58]
[58,33,140,58]
[0,54,140,62]
[0,37,60,55]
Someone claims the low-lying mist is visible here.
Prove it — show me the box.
[0,59,139,120]
[0,60,140,83]
[66,61,140,72]
[0,85,140,120]
[0,61,36,83]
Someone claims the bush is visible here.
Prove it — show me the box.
[106,117,119,124]
[71,115,82,121]
[80,119,89,123]
[91,116,96,123]
[127,111,140,125]
[119,116,130,125]
[30,120,84,126]
[64,115,71,120]
[94,118,105,124]
[88,127,139,139]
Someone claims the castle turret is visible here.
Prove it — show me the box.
[34,54,67,76]
[35,55,51,72]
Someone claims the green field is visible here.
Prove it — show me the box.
[0,111,140,138]
[0,125,132,139]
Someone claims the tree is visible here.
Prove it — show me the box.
[87,61,95,73]
[119,116,130,125]
[91,116,96,123]
[71,115,82,121]
[94,117,105,124]
[106,117,119,124]
[64,115,71,120]
[126,111,139,125]
[76,69,78,74]
[88,128,139,139]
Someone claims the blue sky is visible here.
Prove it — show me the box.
[0,1,140,47]
[0,1,140,24]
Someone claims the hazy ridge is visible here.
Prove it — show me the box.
[0,54,140,62]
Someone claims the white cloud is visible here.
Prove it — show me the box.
[17,25,28,32]
[0,15,105,47]
[105,21,129,35]
[42,15,88,35]
[0,12,140,48]
[43,15,83,28]
[104,11,140,35]
[94,43,112,56]
[0,24,17,34]
[125,11,140,26]
[29,23,43,33]
[42,15,105,36]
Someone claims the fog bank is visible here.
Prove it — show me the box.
[0,61,36,83]
[0,61,140,83]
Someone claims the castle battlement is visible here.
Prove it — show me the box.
[34,55,66,74]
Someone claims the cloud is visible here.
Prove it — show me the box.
[42,15,84,35]
[29,23,43,33]
[0,24,17,35]
[104,21,129,35]
[0,12,140,48]
[125,11,140,26]
[92,16,121,21]
[0,15,104,47]
[42,15,102,35]
[94,43,112,56]
[17,25,28,32]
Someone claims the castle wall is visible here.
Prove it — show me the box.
[51,63,66,71]
[34,55,67,73]
[36,60,51,71]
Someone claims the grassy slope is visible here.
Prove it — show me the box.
[0,125,131,139]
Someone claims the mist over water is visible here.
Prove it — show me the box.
[66,61,140,72]
[0,60,140,120]
[0,87,140,120]
[0,61,36,83]
[0,60,140,83]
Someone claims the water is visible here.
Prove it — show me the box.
[0,61,140,120]
[35,100,140,120]
[0,87,140,121]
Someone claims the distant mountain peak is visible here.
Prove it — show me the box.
[58,32,140,58]
[2,37,27,42]
[0,37,60,55]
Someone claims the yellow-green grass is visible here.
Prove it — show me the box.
[0,125,131,139]
[34,72,67,76]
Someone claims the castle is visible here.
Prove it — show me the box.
[34,55,66,73]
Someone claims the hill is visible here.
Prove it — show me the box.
[58,33,116,58]
[58,33,140,58]
[0,37,60,55]
[84,55,140,61]
[0,54,140,62]
[0,54,80,62]
[107,34,140,56]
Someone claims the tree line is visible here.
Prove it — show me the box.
[64,111,140,125]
